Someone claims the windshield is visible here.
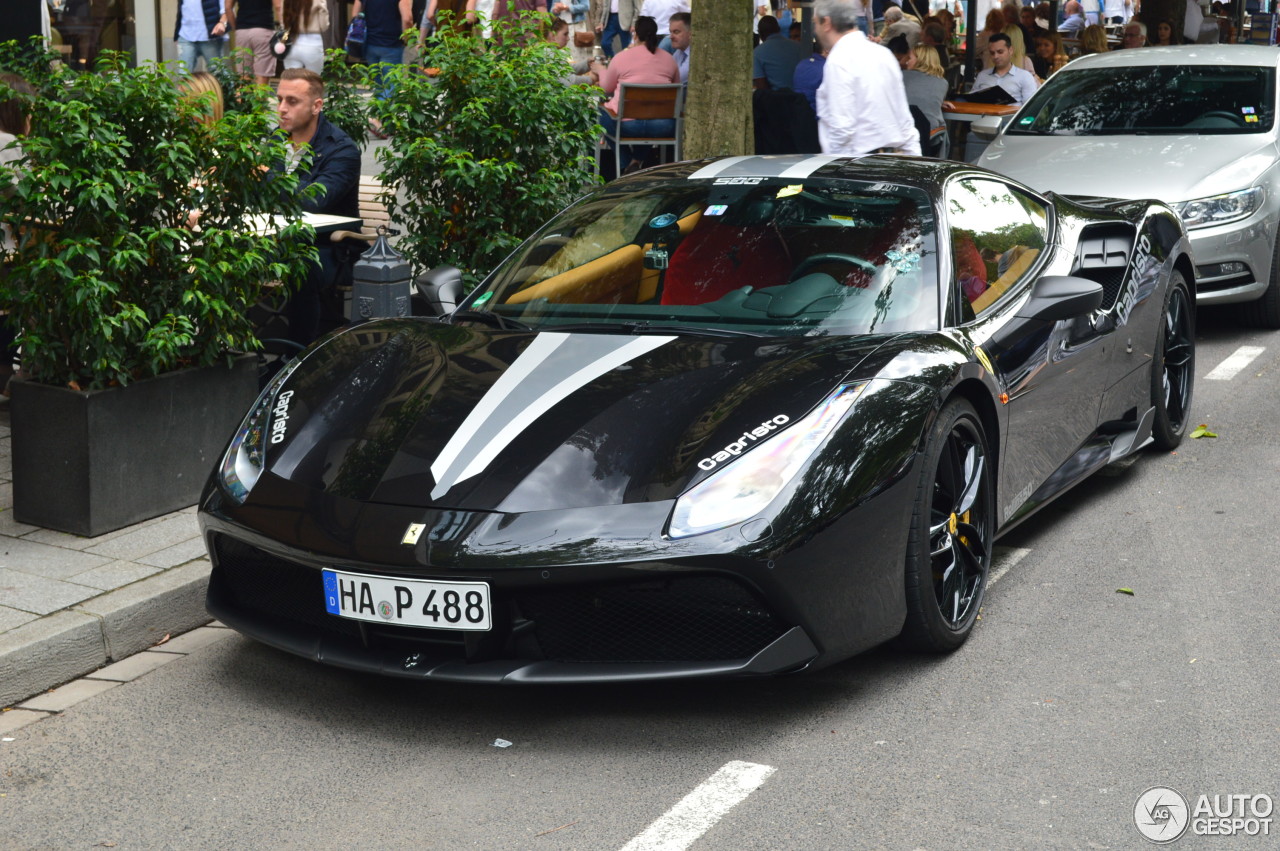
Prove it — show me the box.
[464,177,939,337]
[1007,65,1276,136]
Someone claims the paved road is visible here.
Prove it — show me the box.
[2,307,1277,850]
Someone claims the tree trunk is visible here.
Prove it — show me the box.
[1139,0,1188,41]
[683,0,755,160]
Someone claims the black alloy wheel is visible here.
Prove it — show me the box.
[901,397,993,652]
[1151,272,1195,450]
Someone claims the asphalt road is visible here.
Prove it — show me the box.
[2,306,1278,851]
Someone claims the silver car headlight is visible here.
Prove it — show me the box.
[218,358,302,504]
[1177,187,1263,230]
[667,382,868,539]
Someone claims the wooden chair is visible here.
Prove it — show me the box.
[609,83,685,176]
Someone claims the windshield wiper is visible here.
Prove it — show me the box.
[551,321,766,338]
[448,309,533,331]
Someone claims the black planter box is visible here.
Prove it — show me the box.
[9,356,259,537]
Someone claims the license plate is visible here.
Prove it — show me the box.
[322,569,491,631]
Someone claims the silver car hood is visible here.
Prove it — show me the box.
[979,133,1279,205]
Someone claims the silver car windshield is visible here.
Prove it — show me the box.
[466,178,939,337]
[1007,65,1276,136]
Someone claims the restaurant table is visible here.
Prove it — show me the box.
[244,212,366,237]
[942,101,1020,162]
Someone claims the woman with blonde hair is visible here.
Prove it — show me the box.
[975,8,1004,70]
[902,44,948,157]
[280,0,330,73]
[1079,23,1108,54]
[1001,24,1034,75]
[177,71,224,125]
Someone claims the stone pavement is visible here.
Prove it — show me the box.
[0,400,217,709]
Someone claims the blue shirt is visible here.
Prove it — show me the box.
[792,54,825,113]
[972,64,1039,104]
[753,33,803,90]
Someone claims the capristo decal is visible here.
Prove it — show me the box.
[697,415,791,471]
[270,390,295,445]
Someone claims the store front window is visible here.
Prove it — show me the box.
[48,0,137,69]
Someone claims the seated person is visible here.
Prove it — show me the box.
[902,44,948,156]
[547,18,607,85]
[791,41,826,114]
[1031,30,1066,79]
[598,15,680,173]
[1057,0,1086,35]
[753,15,803,89]
[971,33,1038,104]
[272,68,361,346]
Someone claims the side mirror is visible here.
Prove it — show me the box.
[413,265,464,316]
[970,114,1005,140]
[1015,275,1104,322]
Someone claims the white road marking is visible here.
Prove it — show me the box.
[988,546,1032,589]
[1205,345,1265,381]
[619,761,776,851]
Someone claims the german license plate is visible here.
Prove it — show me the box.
[322,569,491,631]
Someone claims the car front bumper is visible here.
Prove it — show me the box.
[1186,213,1275,305]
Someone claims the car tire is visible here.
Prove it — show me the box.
[1237,235,1280,328]
[1151,271,1195,451]
[901,397,993,653]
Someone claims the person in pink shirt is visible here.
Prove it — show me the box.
[598,15,679,173]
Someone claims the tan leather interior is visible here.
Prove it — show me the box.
[506,244,645,305]
[971,247,1040,314]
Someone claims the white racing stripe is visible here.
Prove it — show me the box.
[1205,345,1265,381]
[988,546,1032,589]
[619,761,776,851]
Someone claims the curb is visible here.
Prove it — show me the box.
[0,560,213,707]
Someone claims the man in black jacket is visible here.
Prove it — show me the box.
[275,68,361,345]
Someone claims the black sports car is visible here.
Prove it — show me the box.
[199,155,1195,683]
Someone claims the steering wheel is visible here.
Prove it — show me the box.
[1189,110,1247,128]
[791,252,878,281]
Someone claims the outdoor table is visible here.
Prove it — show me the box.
[244,212,366,237]
[942,101,1020,161]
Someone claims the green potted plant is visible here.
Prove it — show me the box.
[0,47,316,536]
[366,13,602,282]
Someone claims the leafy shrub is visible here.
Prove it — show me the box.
[0,53,317,390]
[209,48,274,116]
[321,49,371,148]
[366,13,602,281]
[0,37,60,94]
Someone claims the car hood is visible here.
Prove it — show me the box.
[980,133,1278,204]
[256,320,896,513]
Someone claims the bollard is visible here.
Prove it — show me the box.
[351,226,412,321]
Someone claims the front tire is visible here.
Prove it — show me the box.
[1151,272,1194,450]
[901,398,994,653]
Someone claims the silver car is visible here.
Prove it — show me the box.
[979,45,1280,327]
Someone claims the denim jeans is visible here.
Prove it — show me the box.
[599,109,677,171]
[600,12,631,58]
[365,43,405,99]
[176,37,227,73]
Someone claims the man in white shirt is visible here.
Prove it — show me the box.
[639,0,688,37]
[814,0,920,156]
[971,32,1038,104]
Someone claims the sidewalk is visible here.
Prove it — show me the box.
[0,401,216,708]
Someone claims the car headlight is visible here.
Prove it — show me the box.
[1177,187,1263,230]
[218,359,303,504]
[667,382,868,539]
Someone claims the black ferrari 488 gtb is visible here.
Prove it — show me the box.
[200,155,1195,684]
